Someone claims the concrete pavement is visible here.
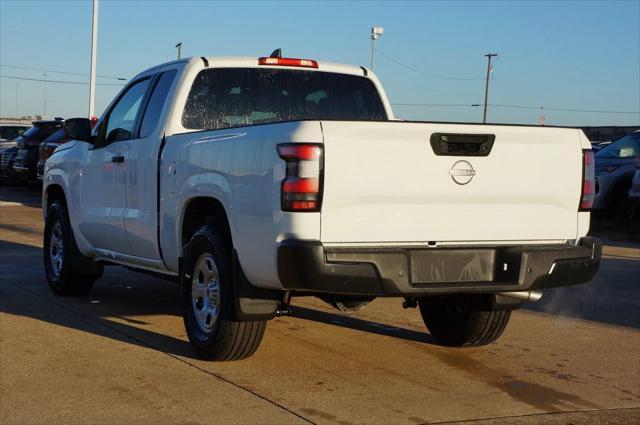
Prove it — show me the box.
[1,186,639,424]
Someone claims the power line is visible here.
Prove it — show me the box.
[392,103,640,114]
[374,48,485,81]
[392,103,477,107]
[491,104,640,114]
[0,64,127,80]
[1,75,125,86]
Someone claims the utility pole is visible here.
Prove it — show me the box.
[176,42,182,59]
[370,27,383,70]
[43,73,48,116]
[89,0,99,118]
[15,83,18,118]
[482,53,497,124]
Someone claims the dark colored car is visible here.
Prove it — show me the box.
[12,119,63,185]
[593,131,640,225]
[0,145,19,181]
[0,123,30,182]
[36,128,72,180]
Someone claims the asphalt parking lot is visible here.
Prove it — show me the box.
[1,185,639,425]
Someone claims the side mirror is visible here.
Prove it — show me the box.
[64,118,93,144]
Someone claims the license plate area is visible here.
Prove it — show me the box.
[327,247,524,287]
[410,249,498,284]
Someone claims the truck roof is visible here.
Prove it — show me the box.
[134,56,369,80]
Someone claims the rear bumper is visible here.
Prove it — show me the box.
[277,238,601,296]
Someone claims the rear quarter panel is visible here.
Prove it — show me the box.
[161,121,323,289]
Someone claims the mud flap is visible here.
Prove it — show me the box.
[232,251,280,321]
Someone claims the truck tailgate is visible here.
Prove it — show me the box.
[320,121,584,245]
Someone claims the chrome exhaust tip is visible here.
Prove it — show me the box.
[496,290,543,302]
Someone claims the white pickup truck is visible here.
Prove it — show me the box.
[42,54,601,360]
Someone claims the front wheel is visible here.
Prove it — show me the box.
[419,295,511,347]
[43,200,103,295]
[182,225,266,361]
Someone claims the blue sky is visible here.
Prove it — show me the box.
[1,0,638,126]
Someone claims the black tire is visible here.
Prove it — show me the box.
[182,224,266,361]
[419,294,510,347]
[43,199,103,295]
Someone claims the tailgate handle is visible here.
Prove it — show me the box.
[430,133,495,157]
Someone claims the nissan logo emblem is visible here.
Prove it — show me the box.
[450,160,476,185]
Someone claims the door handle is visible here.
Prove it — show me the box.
[111,155,125,163]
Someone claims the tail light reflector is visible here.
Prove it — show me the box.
[580,150,595,210]
[258,57,319,69]
[277,144,323,212]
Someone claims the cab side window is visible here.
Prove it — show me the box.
[139,70,177,138]
[98,79,151,146]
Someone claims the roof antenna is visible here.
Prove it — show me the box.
[270,48,282,58]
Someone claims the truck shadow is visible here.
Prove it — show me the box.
[290,305,437,345]
[0,239,197,358]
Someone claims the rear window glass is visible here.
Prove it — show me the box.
[182,68,387,130]
[0,126,28,140]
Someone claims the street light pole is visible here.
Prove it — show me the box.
[482,53,497,124]
[15,83,19,118]
[370,27,383,70]
[89,0,99,118]
[176,42,182,60]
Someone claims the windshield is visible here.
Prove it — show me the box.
[20,124,60,142]
[0,126,28,140]
[596,133,640,159]
[182,68,387,130]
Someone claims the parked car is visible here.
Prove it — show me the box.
[628,156,640,224]
[0,122,30,143]
[593,131,640,224]
[12,119,63,185]
[42,55,601,361]
[36,128,71,180]
[0,122,30,182]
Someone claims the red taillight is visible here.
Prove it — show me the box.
[277,144,323,212]
[258,57,319,69]
[580,150,595,210]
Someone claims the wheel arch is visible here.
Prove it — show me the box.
[44,183,67,218]
[180,196,233,256]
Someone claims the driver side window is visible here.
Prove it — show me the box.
[98,78,151,146]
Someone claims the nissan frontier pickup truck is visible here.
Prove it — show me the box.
[42,53,601,360]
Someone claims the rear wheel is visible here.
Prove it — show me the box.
[43,199,103,295]
[419,294,510,347]
[182,225,266,361]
